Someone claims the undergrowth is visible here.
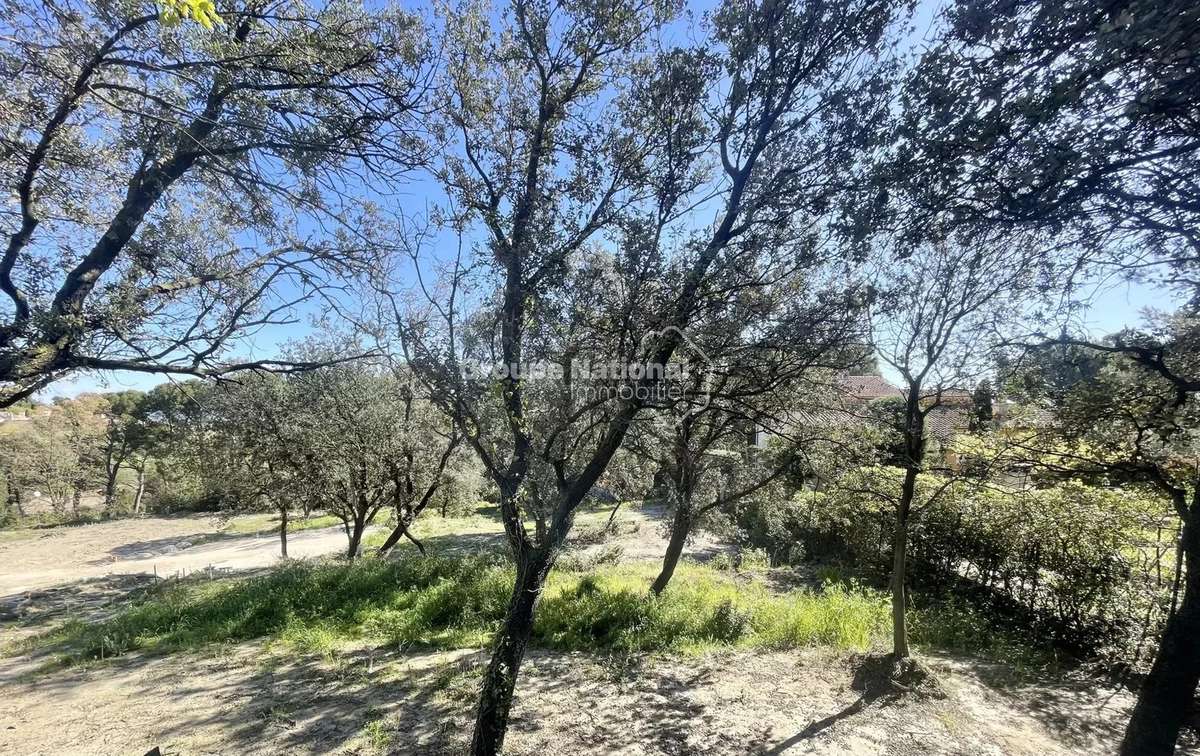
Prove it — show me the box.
[15,552,1051,669]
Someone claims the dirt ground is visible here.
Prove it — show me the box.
[0,514,355,596]
[0,509,1155,755]
[0,637,1138,755]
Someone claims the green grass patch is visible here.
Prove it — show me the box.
[535,565,889,653]
[19,554,894,665]
[16,551,1047,669]
[222,513,342,536]
[909,596,1059,672]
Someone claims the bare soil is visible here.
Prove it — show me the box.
[0,510,1149,755]
[0,514,353,596]
[0,639,1137,755]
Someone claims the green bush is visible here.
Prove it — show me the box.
[813,467,1176,664]
[737,547,771,571]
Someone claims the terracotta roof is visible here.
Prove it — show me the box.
[931,388,974,405]
[925,405,973,441]
[836,375,903,401]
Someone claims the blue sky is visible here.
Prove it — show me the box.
[30,0,1182,401]
[41,274,1179,401]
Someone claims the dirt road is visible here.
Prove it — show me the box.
[0,516,357,597]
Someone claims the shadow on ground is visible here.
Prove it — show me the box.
[942,653,1193,752]
[94,531,248,563]
[4,643,477,755]
[1,572,159,627]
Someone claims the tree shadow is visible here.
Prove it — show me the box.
[91,531,249,563]
[762,654,906,754]
[925,651,1156,751]
[5,641,478,755]
[762,697,866,754]
[386,530,509,558]
[497,650,727,755]
[0,572,159,629]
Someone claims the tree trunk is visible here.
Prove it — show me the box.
[103,477,116,513]
[890,387,924,661]
[651,506,691,595]
[132,465,146,514]
[604,499,623,531]
[471,549,553,756]
[891,466,918,660]
[346,515,365,560]
[377,512,418,556]
[1120,512,1200,755]
[6,472,22,517]
[278,507,289,558]
[71,486,82,519]
[103,447,120,515]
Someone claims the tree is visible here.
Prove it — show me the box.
[1014,316,1200,755]
[892,3,1198,747]
[635,286,864,595]
[100,391,158,515]
[891,0,1200,284]
[0,0,430,406]
[0,425,77,515]
[394,0,911,750]
[135,380,222,512]
[641,407,796,595]
[267,364,391,559]
[867,240,1041,660]
[57,396,109,516]
[373,370,464,557]
[0,396,106,518]
[220,354,459,560]
[969,379,993,431]
[203,375,299,555]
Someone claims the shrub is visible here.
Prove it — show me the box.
[704,599,752,642]
[737,547,771,571]
[814,468,1176,665]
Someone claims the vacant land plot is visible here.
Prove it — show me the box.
[0,504,1145,755]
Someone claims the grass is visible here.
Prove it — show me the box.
[908,595,1060,673]
[0,510,104,532]
[361,718,392,753]
[222,512,342,536]
[535,565,890,653]
[11,507,1055,673]
[18,553,897,666]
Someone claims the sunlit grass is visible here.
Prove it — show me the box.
[222,512,342,536]
[13,544,1050,671]
[16,554,896,666]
